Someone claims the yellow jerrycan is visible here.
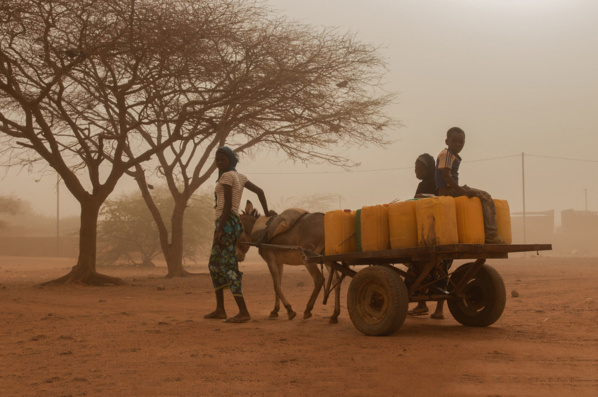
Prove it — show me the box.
[454,196,485,244]
[415,197,458,246]
[389,200,418,249]
[493,199,512,244]
[324,209,356,255]
[358,204,390,252]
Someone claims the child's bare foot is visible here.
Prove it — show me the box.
[223,314,250,323]
[204,311,227,319]
[408,306,430,316]
[432,301,446,319]
[431,312,445,320]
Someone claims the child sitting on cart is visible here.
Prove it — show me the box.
[417,127,503,320]
[414,153,436,198]
[409,128,504,318]
[436,127,503,244]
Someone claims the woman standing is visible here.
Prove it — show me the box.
[204,146,271,323]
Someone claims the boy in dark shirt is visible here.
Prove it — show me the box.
[408,153,439,317]
[414,153,436,198]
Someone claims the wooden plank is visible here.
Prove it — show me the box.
[327,261,357,278]
[307,243,552,264]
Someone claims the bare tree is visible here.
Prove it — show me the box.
[128,3,396,276]
[0,0,247,284]
[0,194,24,215]
[97,188,212,268]
[0,194,24,230]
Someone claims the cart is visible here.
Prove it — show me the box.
[306,243,552,336]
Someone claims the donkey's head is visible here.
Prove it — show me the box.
[236,200,260,262]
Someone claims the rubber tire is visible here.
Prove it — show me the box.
[347,266,408,336]
[448,263,506,327]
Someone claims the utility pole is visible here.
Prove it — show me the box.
[522,152,526,244]
[56,172,60,257]
[585,189,588,212]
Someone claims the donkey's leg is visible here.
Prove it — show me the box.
[277,263,297,320]
[262,252,279,318]
[303,263,325,319]
[329,268,342,324]
[267,259,281,318]
[270,262,284,318]
[266,258,296,320]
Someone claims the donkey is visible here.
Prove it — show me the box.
[237,201,342,323]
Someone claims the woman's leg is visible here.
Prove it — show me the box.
[225,296,251,323]
[212,214,251,323]
[205,228,229,318]
[204,288,227,319]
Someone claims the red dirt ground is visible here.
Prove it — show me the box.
[1,255,597,396]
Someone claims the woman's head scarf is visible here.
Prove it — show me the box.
[216,146,239,181]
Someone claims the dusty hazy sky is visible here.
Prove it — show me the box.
[1,0,597,223]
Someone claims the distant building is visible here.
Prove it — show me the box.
[509,209,598,256]
[510,210,555,244]
[560,209,598,234]
[554,209,598,255]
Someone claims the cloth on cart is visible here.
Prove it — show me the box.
[251,208,308,244]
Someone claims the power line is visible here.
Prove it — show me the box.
[465,155,520,163]
[526,154,598,163]
[247,153,597,175]
[249,165,412,175]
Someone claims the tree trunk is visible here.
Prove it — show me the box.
[165,200,192,278]
[140,255,156,268]
[41,197,126,286]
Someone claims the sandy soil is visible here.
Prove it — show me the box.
[1,254,597,397]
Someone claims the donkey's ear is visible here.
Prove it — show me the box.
[245,200,254,214]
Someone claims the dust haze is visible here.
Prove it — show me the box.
[1,3,597,396]
[2,0,596,254]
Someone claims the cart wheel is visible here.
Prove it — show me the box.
[448,263,506,327]
[347,266,408,336]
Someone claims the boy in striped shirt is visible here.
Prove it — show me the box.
[435,127,503,244]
